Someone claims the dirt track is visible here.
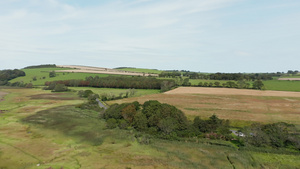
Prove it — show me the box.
[57,65,158,77]
[165,87,300,97]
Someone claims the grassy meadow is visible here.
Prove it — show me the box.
[69,87,160,98]
[264,80,300,92]
[1,87,300,168]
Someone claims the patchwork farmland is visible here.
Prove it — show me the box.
[57,65,159,77]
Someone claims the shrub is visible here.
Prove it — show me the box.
[106,118,118,129]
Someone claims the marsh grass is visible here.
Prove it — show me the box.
[23,106,108,146]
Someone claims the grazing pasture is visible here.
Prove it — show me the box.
[108,87,300,125]
[9,68,111,86]
[69,87,160,97]
[264,80,300,92]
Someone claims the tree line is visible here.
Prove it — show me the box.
[23,64,56,69]
[197,79,265,90]
[45,76,176,91]
[159,71,277,81]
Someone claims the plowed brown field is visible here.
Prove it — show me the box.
[108,87,300,125]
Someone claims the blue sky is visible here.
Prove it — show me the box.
[0,0,299,72]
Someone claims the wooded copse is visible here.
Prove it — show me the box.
[0,69,26,85]
[102,100,232,140]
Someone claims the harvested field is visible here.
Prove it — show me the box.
[108,87,300,125]
[278,78,300,81]
[57,65,158,77]
[165,87,300,97]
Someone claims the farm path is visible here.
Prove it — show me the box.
[96,98,107,110]
[165,87,300,97]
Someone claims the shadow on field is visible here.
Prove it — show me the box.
[22,105,109,146]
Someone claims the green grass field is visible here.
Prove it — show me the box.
[280,75,300,78]
[9,68,112,86]
[115,67,162,74]
[69,87,160,97]
[264,80,300,92]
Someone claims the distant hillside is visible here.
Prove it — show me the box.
[57,65,159,76]
[114,67,162,74]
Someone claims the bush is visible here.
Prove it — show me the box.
[52,84,68,92]
[49,71,56,78]
[106,118,118,129]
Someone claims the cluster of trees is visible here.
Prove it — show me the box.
[198,80,265,90]
[45,76,176,91]
[77,90,103,111]
[242,122,300,150]
[0,69,26,85]
[287,70,299,75]
[24,64,56,69]
[1,81,33,88]
[159,71,182,78]
[200,73,275,81]
[43,82,69,92]
[102,100,231,140]
[49,71,57,78]
[78,89,137,101]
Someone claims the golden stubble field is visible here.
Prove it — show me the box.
[108,87,300,125]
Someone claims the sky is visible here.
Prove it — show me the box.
[0,0,299,73]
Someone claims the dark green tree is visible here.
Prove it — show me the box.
[252,80,265,90]
[49,71,56,78]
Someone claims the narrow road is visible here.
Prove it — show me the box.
[96,98,107,110]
